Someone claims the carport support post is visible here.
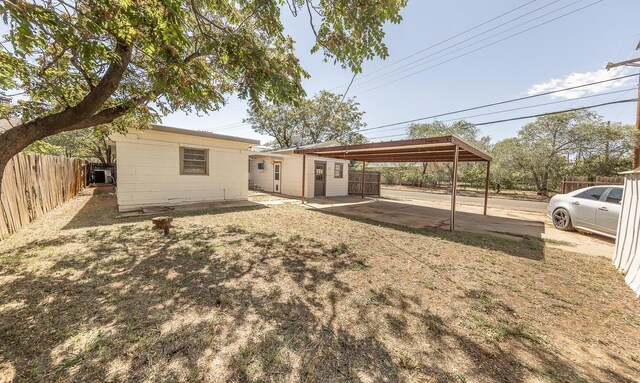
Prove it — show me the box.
[483,161,490,216]
[361,161,366,199]
[301,154,306,204]
[450,145,459,231]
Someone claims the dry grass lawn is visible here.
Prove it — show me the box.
[0,186,639,383]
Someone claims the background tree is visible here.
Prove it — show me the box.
[492,110,602,195]
[25,126,114,164]
[568,121,636,176]
[0,0,406,186]
[246,90,366,147]
[405,120,490,188]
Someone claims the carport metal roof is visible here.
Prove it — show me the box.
[293,135,491,163]
[294,136,492,232]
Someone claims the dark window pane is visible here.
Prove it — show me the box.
[577,187,607,201]
[605,188,623,204]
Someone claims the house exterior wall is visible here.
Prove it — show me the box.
[249,153,349,198]
[112,129,253,212]
[613,172,640,297]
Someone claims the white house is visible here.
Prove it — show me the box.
[249,142,349,198]
[110,125,259,212]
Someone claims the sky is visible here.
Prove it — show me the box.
[162,0,640,146]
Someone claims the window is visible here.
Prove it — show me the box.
[576,186,607,201]
[334,163,344,178]
[605,187,623,204]
[180,147,208,175]
[258,162,265,170]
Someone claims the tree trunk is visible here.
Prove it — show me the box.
[0,41,134,192]
[418,162,428,187]
[539,171,549,196]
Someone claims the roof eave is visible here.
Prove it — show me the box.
[149,124,260,145]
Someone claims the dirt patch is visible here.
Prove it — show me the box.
[0,187,639,382]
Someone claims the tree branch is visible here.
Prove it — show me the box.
[67,95,150,131]
[305,0,318,38]
[71,53,96,89]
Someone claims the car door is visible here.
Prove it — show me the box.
[571,186,608,230]
[595,187,623,236]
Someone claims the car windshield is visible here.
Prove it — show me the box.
[605,187,623,204]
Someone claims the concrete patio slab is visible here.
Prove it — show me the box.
[303,196,614,258]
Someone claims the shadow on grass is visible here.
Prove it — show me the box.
[0,221,621,382]
[0,189,634,382]
[0,223,403,382]
[310,207,546,261]
[61,185,267,230]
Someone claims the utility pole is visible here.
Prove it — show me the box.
[606,41,640,168]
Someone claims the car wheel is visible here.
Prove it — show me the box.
[552,208,573,231]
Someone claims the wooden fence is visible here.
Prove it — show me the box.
[561,175,625,194]
[0,154,86,238]
[348,170,381,196]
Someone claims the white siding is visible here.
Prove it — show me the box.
[613,173,640,297]
[249,155,277,193]
[112,129,252,212]
[249,153,349,198]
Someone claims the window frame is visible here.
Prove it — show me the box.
[575,186,608,201]
[603,187,623,204]
[179,146,209,176]
[334,163,344,179]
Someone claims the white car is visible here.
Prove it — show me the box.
[547,185,623,239]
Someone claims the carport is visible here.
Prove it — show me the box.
[294,135,492,231]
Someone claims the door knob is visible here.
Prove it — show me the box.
[598,207,608,211]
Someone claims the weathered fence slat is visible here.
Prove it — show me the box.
[348,171,381,196]
[0,153,85,238]
[561,176,625,194]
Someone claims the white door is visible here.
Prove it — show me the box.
[273,162,281,193]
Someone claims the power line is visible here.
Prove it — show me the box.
[438,87,636,122]
[354,0,604,96]
[212,122,252,132]
[331,0,540,91]
[368,87,638,136]
[365,98,639,141]
[346,0,567,92]
[213,121,246,129]
[359,73,637,133]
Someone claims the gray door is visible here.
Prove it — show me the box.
[314,162,326,197]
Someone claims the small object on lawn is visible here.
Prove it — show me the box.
[152,216,173,236]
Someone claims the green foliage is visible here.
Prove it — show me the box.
[245,90,366,147]
[0,0,406,128]
[25,126,114,164]
[379,113,634,194]
[404,120,490,187]
[491,111,634,194]
[407,120,490,149]
[568,122,636,176]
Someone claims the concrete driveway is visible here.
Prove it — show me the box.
[304,195,614,258]
[382,187,548,213]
